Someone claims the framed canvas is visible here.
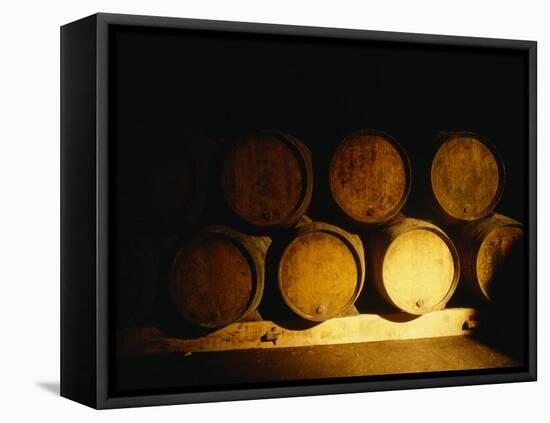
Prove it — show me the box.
[60,12,537,409]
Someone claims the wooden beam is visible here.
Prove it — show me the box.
[118,307,478,355]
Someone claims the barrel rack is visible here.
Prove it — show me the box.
[118,307,478,356]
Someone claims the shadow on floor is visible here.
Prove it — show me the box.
[36,381,60,396]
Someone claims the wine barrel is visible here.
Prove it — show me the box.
[170,226,270,329]
[329,130,411,226]
[428,132,505,224]
[452,213,524,302]
[221,130,313,229]
[369,217,460,315]
[278,221,365,321]
[116,239,159,329]
[119,129,213,235]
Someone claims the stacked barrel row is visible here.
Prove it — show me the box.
[117,129,523,330]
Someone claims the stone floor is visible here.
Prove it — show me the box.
[114,335,521,394]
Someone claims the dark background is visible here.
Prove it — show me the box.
[109,25,529,394]
[110,25,527,230]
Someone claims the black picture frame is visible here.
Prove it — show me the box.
[60,12,537,409]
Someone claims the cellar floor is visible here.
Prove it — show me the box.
[114,335,522,393]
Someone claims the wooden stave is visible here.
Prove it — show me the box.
[328,129,412,227]
[368,216,460,315]
[170,226,271,329]
[427,131,506,225]
[221,130,314,230]
[451,213,524,302]
[277,221,366,322]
